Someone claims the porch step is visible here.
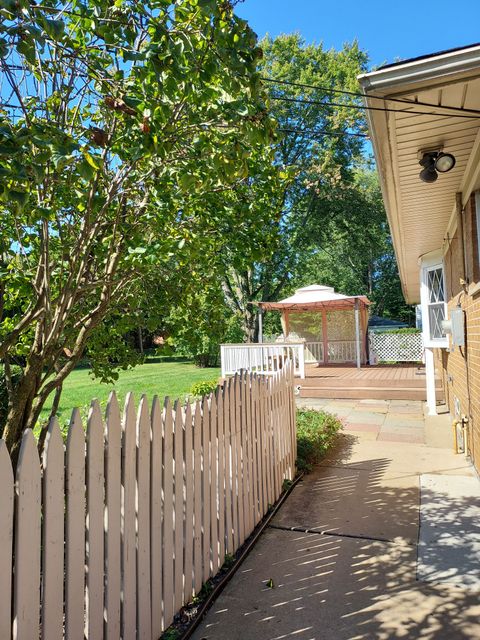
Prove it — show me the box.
[299,385,444,401]
[301,377,428,389]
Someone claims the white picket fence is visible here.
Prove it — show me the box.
[220,342,305,378]
[369,332,423,362]
[0,365,296,640]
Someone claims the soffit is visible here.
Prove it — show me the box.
[362,73,480,304]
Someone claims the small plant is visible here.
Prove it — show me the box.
[296,409,342,472]
[189,378,219,398]
[282,478,293,492]
[161,628,180,640]
[222,553,235,570]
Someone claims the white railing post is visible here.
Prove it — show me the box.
[298,343,305,379]
[220,345,226,378]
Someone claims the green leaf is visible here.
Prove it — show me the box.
[17,38,36,65]
[0,37,8,58]
[43,19,65,40]
[83,151,102,171]
[8,189,29,210]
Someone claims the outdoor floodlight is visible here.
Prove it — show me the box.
[419,150,456,183]
[435,152,456,173]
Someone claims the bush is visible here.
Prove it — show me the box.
[296,409,342,472]
[0,363,23,437]
[378,327,420,334]
[189,378,219,398]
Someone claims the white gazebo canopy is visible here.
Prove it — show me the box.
[262,284,370,311]
[258,284,371,368]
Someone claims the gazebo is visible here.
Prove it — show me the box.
[258,284,371,368]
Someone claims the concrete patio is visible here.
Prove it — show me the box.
[192,400,480,640]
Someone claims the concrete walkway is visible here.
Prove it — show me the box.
[192,400,480,640]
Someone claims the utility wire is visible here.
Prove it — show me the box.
[279,127,367,139]
[270,93,480,119]
[262,76,480,117]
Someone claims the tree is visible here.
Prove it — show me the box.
[220,34,370,340]
[290,165,415,323]
[0,0,276,458]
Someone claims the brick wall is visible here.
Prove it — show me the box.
[438,194,480,472]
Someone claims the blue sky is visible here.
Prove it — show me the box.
[236,0,480,68]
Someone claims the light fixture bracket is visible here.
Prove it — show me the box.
[417,146,443,162]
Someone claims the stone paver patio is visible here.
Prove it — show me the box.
[192,399,480,640]
[297,397,436,444]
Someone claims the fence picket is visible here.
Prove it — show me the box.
[174,401,185,612]
[14,430,41,640]
[246,374,255,532]
[105,393,122,640]
[121,394,137,639]
[184,403,194,603]
[193,402,203,595]
[251,376,260,526]
[201,395,211,583]
[86,401,105,640]
[137,396,152,640]
[264,378,274,508]
[223,382,233,555]
[151,396,163,636]
[216,386,226,566]
[0,441,13,640]
[234,375,244,545]
[65,409,85,640]
[229,377,239,551]
[163,398,175,627]
[241,373,250,537]
[209,394,219,575]
[42,418,64,640]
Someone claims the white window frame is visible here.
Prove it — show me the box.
[420,252,448,349]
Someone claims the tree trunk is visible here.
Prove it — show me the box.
[3,357,43,465]
[138,326,144,355]
[243,305,259,343]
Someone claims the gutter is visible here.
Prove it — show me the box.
[358,44,480,93]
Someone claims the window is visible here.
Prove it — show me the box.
[426,266,446,340]
[420,258,448,348]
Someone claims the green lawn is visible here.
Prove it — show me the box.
[40,359,221,428]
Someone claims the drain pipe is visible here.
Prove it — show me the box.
[177,472,305,640]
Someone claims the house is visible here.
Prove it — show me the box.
[359,43,480,473]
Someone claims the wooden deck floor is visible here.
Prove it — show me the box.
[300,363,443,401]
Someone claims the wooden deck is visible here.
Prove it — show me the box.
[300,363,443,401]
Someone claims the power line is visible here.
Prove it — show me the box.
[262,76,480,117]
[279,127,367,139]
[270,93,480,120]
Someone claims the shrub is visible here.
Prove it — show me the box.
[296,409,342,472]
[378,327,420,334]
[189,378,219,398]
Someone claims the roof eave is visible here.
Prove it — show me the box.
[358,44,480,95]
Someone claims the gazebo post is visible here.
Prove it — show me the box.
[258,308,263,344]
[284,311,290,337]
[321,308,328,365]
[354,300,361,369]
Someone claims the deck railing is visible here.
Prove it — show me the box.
[304,340,361,364]
[220,342,305,379]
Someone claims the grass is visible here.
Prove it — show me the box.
[40,359,221,429]
[296,409,343,472]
